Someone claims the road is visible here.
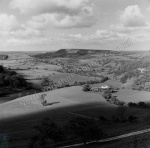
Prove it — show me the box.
[59,128,150,148]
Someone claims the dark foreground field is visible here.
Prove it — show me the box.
[1,100,150,148]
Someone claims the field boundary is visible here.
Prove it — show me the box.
[67,112,99,120]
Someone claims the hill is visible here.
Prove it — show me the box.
[32,49,114,59]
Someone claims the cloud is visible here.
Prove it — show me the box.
[147,7,150,11]
[120,5,146,27]
[6,37,51,46]
[27,12,95,29]
[10,0,96,29]
[63,30,126,45]
[95,30,122,40]
[110,5,150,42]
[110,24,142,33]
[10,27,44,39]
[10,0,89,15]
[0,14,19,31]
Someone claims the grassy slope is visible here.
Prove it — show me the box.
[0,86,112,120]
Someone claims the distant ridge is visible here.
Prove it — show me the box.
[32,49,146,59]
[32,49,113,59]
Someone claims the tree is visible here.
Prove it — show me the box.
[102,90,112,100]
[8,71,17,76]
[115,104,127,122]
[67,117,104,145]
[0,74,5,87]
[30,118,64,148]
[82,84,91,91]
[41,76,54,87]
[128,102,137,108]
[128,115,137,123]
[138,102,147,108]
[13,80,21,88]
[0,65,5,73]
[100,76,109,83]
[4,76,11,86]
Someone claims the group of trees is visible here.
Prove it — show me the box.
[128,102,148,108]
[120,70,141,83]
[132,74,150,91]
[82,84,91,91]
[29,117,105,148]
[114,60,143,76]
[0,55,8,60]
[102,89,125,106]
[41,75,109,93]
[0,65,27,89]
[29,118,64,148]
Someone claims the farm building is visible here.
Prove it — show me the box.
[91,85,110,92]
[100,85,110,90]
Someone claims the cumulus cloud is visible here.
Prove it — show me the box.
[10,27,44,39]
[0,14,19,31]
[6,37,51,46]
[10,0,88,15]
[95,30,121,39]
[64,30,126,45]
[110,5,150,42]
[120,5,146,27]
[110,24,142,33]
[27,12,95,29]
[10,0,96,29]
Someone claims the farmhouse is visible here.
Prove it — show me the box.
[100,85,110,90]
[91,85,110,92]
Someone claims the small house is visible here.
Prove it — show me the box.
[100,85,110,90]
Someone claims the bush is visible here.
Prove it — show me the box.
[128,115,137,123]
[128,102,137,107]
[102,90,112,99]
[67,117,105,145]
[82,84,91,92]
[13,80,21,88]
[100,76,109,83]
[0,65,5,73]
[8,71,17,76]
[138,102,147,108]
[99,116,108,121]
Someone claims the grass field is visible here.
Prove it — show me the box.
[1,85,150,147]
[1,52,150,147]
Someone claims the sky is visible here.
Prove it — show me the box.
[0,0,150,51]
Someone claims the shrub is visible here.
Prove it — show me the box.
[128,102,137,107]
[0,65,5,73]
[83,84,91,92]
[128,115,137,123]
[13,80,21,88]
[99,116,108,121]
[8,71,17,76]
[138,102,147,108]
[100,76,109,83]
[67,117,105,145]
[102,90,112,99]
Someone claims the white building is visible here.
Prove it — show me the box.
[100,85,110,90]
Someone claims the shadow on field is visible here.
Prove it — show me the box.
[0,102,116,125]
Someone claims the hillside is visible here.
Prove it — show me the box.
[32,49,116,59]
[0,55,8,60]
